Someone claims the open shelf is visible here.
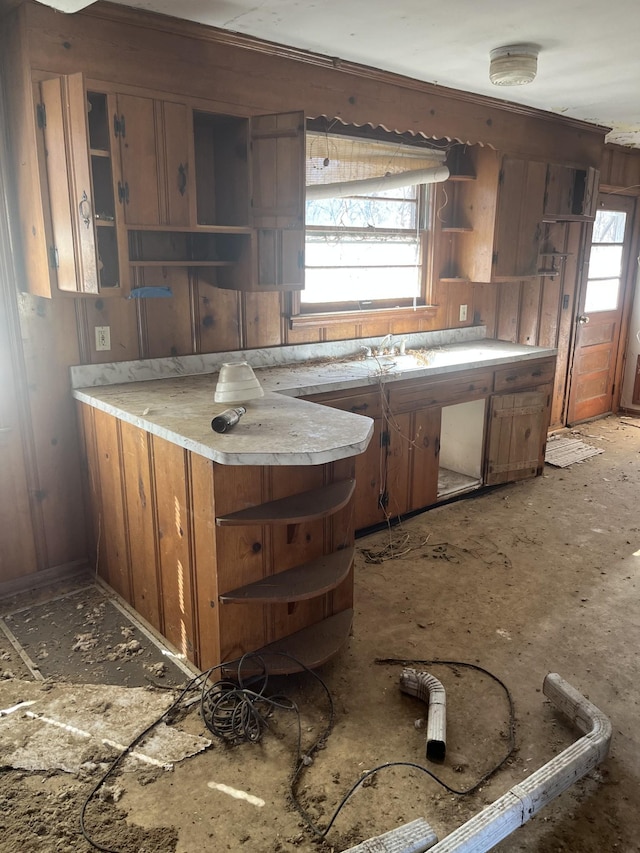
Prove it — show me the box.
[220,546,354,604]
[222,609,353,676]
[216,479,356,526]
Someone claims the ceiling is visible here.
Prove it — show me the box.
[37,0,640,147]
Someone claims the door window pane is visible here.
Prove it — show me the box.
[588,245,623,279]
[583,208,627,314]
[592,210,626,243]
[584,278,620,313]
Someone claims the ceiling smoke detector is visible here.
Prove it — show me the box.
[489,44,539,86]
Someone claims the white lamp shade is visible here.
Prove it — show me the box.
[214,362,264,403]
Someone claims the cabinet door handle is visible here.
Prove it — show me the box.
[177,163,187,196]
[78,191,92,228]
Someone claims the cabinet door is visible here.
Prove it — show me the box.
[485,385,552,485]
[544,164,599,221]
[303,388,386,530]
[250,111,305,290]
[492,158,546,280]
[385,408,440,518]
[115,95,191,226]
[40,73,99,294]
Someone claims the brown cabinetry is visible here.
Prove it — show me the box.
[39,74,126,295]
[34,74,305,297]
[437,148,547,283]
[543,164,599,221]
[304,387,387,529]
[485,384,552,485]
[78,403,356,673]
[112,93,192,228]
[306,356,554,532]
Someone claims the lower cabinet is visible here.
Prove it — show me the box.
[485,385,552,485]
[78,403,357,673]
[306,357,554,532]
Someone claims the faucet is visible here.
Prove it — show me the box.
[378,334,394,354]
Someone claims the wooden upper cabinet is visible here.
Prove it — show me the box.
[437,148,546,284]
[492,157,547,280]
[39,73,123,295]
[543,164,599,221]
[250,111,305,290]
[113,94,192,227]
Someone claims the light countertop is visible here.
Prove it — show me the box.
[72,338,556,466]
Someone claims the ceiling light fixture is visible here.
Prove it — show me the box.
[489,44,539,86]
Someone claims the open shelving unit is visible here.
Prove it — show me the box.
[216,478,356,674]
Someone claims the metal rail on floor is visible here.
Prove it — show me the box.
[345,672,612,853]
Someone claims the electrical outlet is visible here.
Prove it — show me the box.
[459,304,468,322]
[95,326,111,351]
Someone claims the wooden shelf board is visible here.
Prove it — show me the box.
[216,479,356,526]
[90,148,110,158]
[542,214,595,223]
[128,260,235,267]
[439,277,470,283]
[447,174,476,182]
[222,609,353,676]
[95,219,116,227]
[441,226,473,233]
[126,224,252,234]
[220,546,354,604]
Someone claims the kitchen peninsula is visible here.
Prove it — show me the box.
[72,331,556,672]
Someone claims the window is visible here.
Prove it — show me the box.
[584,209,627,313]
[295,125,448,316]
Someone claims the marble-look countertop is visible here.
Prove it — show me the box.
[72,337,556,467]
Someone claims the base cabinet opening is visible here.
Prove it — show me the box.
[438,398,486,500]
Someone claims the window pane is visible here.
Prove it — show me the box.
[304,265,420,303]
[588,245,622,279]
[306,194,417,229]
[592,210,626,243]
[306,236,420,268]
[584,278,620,313]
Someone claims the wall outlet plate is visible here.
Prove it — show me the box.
[95,326,111,351]
[459,304,468,322]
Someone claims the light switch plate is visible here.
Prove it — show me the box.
[95,326,111,351]
[459,304,468,322]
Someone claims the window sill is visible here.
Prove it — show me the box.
[289,304,439,329]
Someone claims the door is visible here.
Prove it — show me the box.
[567,194,636,423]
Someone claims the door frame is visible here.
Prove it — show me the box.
[565,192,640,424]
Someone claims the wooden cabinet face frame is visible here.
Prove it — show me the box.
[39,73,125,295]
[307,358,555,530]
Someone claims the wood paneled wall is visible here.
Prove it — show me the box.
[1,0,640,589]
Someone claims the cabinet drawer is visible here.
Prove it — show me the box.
[493,358,555,393]
[304,388,383,419]
[388,369,492,414]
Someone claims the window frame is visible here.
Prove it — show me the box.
[288,124,440,326]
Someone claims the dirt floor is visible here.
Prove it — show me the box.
[1,413,639,853]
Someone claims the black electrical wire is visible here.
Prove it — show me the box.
[289,657,517,839]
[79,651,334,853]
[80,654,515,850]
